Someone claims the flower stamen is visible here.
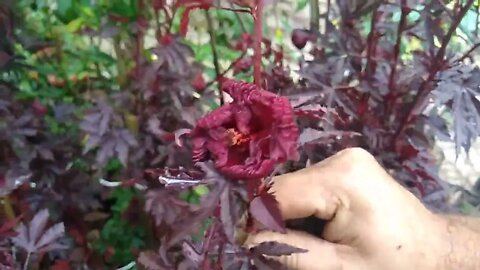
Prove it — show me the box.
[226,128,250,146]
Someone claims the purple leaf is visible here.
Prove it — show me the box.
[83,134,102,154]
[251,241,307,256]
[115,138,129,165]
[96,138,115,165]
[28,209,49,244]
[138,251,162,270]
[11,209,66,254]
[119,129,137,146]
[181,241,202,265]
[37,147,54,160]
[288,91,322,107]
[299,128,360,146]
[82,112,102,123]
[220,185,236,242]
[433,65,480,156]
[35,223,66,251]
[249,192,286,233]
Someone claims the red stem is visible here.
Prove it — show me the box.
[364,8,379,78]
[205,10,224,105]
[253,0,263,87]
[385,1,409,115]
[201,225,216,269]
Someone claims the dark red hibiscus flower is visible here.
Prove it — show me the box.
[191,79,299,180]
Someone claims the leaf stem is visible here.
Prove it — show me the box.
[385,0,408,115]
[23,252,31,270]
[230,2,247,33]
[216,6,251,13]
[364,8,379,78]
[205,10,224,105]
[310,0,320,33]
[456,42,480,62]
[253,0,263,87]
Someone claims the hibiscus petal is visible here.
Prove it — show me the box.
[196,104,235,129]
[192,137,207,162]
[233,105,252,134]
[222,79,257,104]
[207,140,229,167]
[219,159,275,180]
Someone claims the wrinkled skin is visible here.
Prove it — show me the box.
[191,80,298,180]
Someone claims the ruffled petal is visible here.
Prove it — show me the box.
[196,103,235,129]
[219,159,275,180]
[233,104,252,134]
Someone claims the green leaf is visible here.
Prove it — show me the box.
[296,0,308,11]
[57,0,73,16]
[105,158,123,173]
[65,17,85,33]
[193,185,209,196]
[108,0,138,19]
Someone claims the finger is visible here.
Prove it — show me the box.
[271,162,341,220]
[245,229,346,270]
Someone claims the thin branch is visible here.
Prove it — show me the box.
[476,0,479,36]
[230,2,247,33]
[364,7,380,78]
[436,1,475,63]
[204,49,249,89]
[325,0,331,35]
[23,252,31,270]
[310,0,320,33]
[434,0,455,19]
[385,0,409,114]
[205,10,224,105]
[253,0,263,87]
[456,42,480,62]
[215,6,251,13]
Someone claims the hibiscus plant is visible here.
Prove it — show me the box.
[1,0,480,269]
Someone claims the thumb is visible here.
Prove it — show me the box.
[245,229,346,270]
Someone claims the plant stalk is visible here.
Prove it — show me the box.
[364,7,379,78]
[385,0,408,115]
[253,0,263,87]
[23,252,31,270]
[310,0,320,33]
[205,10,224,105]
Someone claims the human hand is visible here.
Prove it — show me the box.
[246,148,452,270]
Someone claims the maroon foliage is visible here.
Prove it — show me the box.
[249,188,286,233]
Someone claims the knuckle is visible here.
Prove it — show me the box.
[340,147,373,160]
[335,148,375,179]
